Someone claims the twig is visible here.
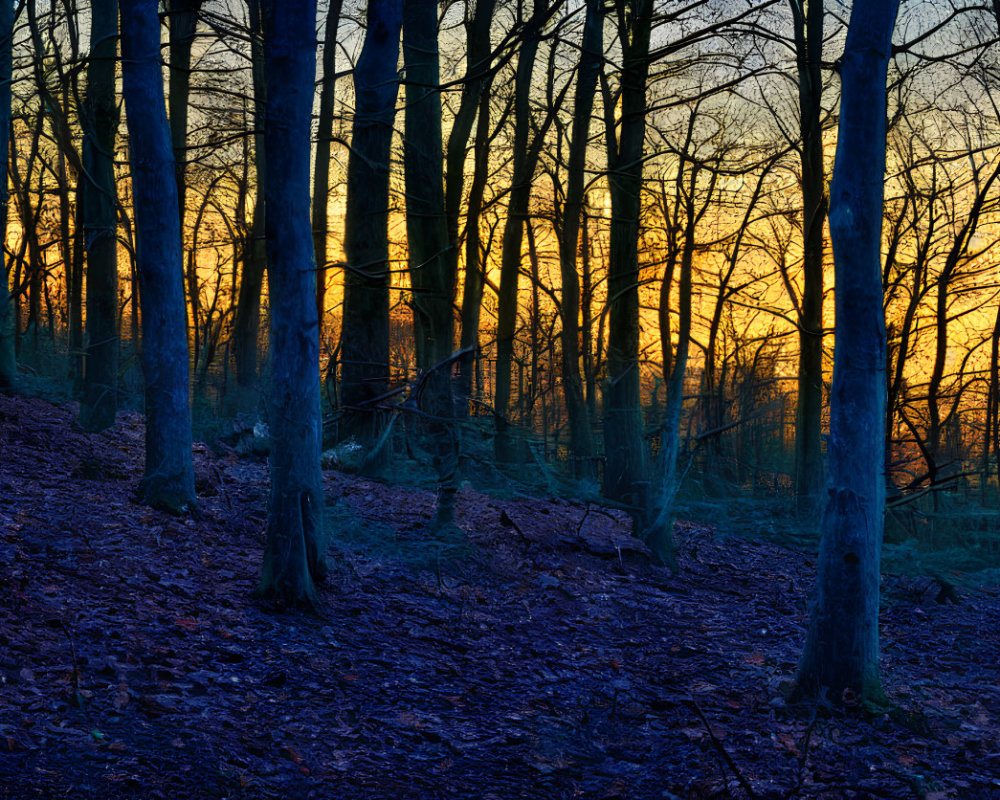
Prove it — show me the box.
[780,710,818,799]
[688,698,759,799]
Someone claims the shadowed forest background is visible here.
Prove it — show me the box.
[3,0,1000,795]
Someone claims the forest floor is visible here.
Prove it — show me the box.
[2,393,1000,799]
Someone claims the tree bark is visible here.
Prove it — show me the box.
[341,0,402,474]
[456,84,494,416]
[166,0,203,227]
[256,0,326,609]
[120,0,197,514]
[403,0,458,527]
[79,0,120,431]
[603,0,652,522]
[494,1,544,464]
[558,0,601,481]
[791,0,827,520]
[795,0,899,702]
[313,0,343,337]
[231,0,267,391]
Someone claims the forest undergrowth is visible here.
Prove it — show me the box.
[2,392,1000,799]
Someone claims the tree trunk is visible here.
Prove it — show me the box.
[403,0,457,528]
[603,0,652,524]
[791,0,827,520]
[795,0,899,702]
[456,85,493,416]
[646,162,702,572]
[494,1,543,464]
[231,0,267,391]
[0,0,14,390]
[79,0,120,431]
[558,0,601,481]
[313,0,343,337]
[256,0,326,609]
[166,0,203,227]
[341,0,402,474]
[120,0,197,514]
[446,0,495,416]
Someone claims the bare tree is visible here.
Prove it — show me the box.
[79,0,121,431]
[313,0,343,337]
[796,0,899,702]
[340,0,403,473]
[256,0,326,608]
[120,0,197,513]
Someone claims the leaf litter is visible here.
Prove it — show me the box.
[1,393,1000,798]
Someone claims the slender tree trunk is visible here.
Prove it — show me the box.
[256,0,326,609]
[341,0,402,474]
[313,0,343,337]
[57,148,83,385]
[791,0,827,520]
[232,0,267,391]
[0,1,14,390]
[795,0,899,702]
[494,1,543,463]
[603,0,652,525]
[646,163,702,572]
[558,0,601,481]
[166,0,203,227]
[581,205,597,421]
[456,86,493,415]
[120,0,197,514]
[403,0,458,527]
[79,0,120,431]
[446,0,495,415]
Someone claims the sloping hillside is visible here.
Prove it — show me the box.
[1,393,999,799]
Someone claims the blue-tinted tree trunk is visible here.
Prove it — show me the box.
[256,0,325,609]
[0,0,14,391]
[341,0,402,474]
[120,0,197,513]
[79,0,120,431]
[604,0,652,530]
[403,0,458,529]
[796,0,899,702]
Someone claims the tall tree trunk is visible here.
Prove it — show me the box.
[57,147,83,385]
[456,85,493,416]
[256,0,326,609]
[341,0,402,474]
[120,0,197,514]
[0,0,14,390]
[79,0,120,431]
[795,0,899,702]
[446,0,495,414]
[231,0,267,391]
[603,0,652,526]
[646,158,705,572]
[494,1,543,464]
[166,0,203,226]
[403,0,457,528]
[313,0,343,336]
[791,0,827,520]
[558,0,601,481]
